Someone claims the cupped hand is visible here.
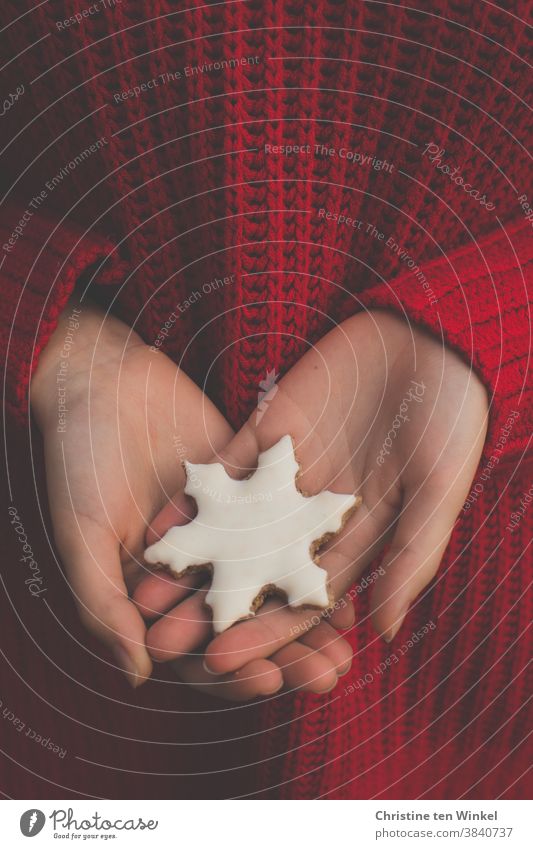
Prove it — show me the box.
[30,296,233,687]
[139,308,488,678]
[32,296,354,697]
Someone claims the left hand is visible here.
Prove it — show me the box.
[139,309,488,680]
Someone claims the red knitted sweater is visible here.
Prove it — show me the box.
[0,1,531,799]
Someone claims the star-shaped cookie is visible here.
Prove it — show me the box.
[144,435,360,632]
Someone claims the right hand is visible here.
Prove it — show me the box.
[30,295,234,688]
[31,296,354,698]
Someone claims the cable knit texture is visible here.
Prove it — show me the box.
[0,1,531,799]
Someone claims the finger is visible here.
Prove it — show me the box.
[204,593,342,675]
[171,656,283,701]
[200,441,378,673]
[370,482,459,642]
[146,582,212,661]
[146,491,196,546]
[56,522,152,687]
[142,424,254,624]
[326,592,356,630]
[146,405,235,547]
[270,642,338,694]
[212,419,261,478]
[298,621,353,675]
[133,569,204,620]
[121,559,145,595]
[317,496,393,595]
[201,503,372,676]
[147,573,354,668]
[202,527,379,676]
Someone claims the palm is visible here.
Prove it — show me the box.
[286,310,489,635]
[45,345,204,588]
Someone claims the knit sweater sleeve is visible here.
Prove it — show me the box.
[356,219,532,466]
[1,198,127,424]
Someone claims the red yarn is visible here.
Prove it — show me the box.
[0,1,531,799]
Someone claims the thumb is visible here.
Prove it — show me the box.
[370,481,459,642]
[56,521,152,687]
[145,422,240,546]
[146,488,195,545]
[211,420,261,479]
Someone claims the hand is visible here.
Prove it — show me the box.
[140,309,488,678]
[32,296,355,697]
[137,571,354,700]
[31,296,233,687]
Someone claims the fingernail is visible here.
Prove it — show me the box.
[339,658,353,677]
[382,605,409,644]
[313,679,338,695]
[203,658,219,675]
[262,678,283,695]
[113,645,139,688]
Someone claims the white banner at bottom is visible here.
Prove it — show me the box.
[1,799,529,848]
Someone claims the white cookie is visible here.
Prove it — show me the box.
[144,435,360,632]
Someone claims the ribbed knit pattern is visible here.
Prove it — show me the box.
[0,1,531,798]
[358,218,533,463]
[258,467,532,798]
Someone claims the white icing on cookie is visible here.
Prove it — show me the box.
[144,435,360,632]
